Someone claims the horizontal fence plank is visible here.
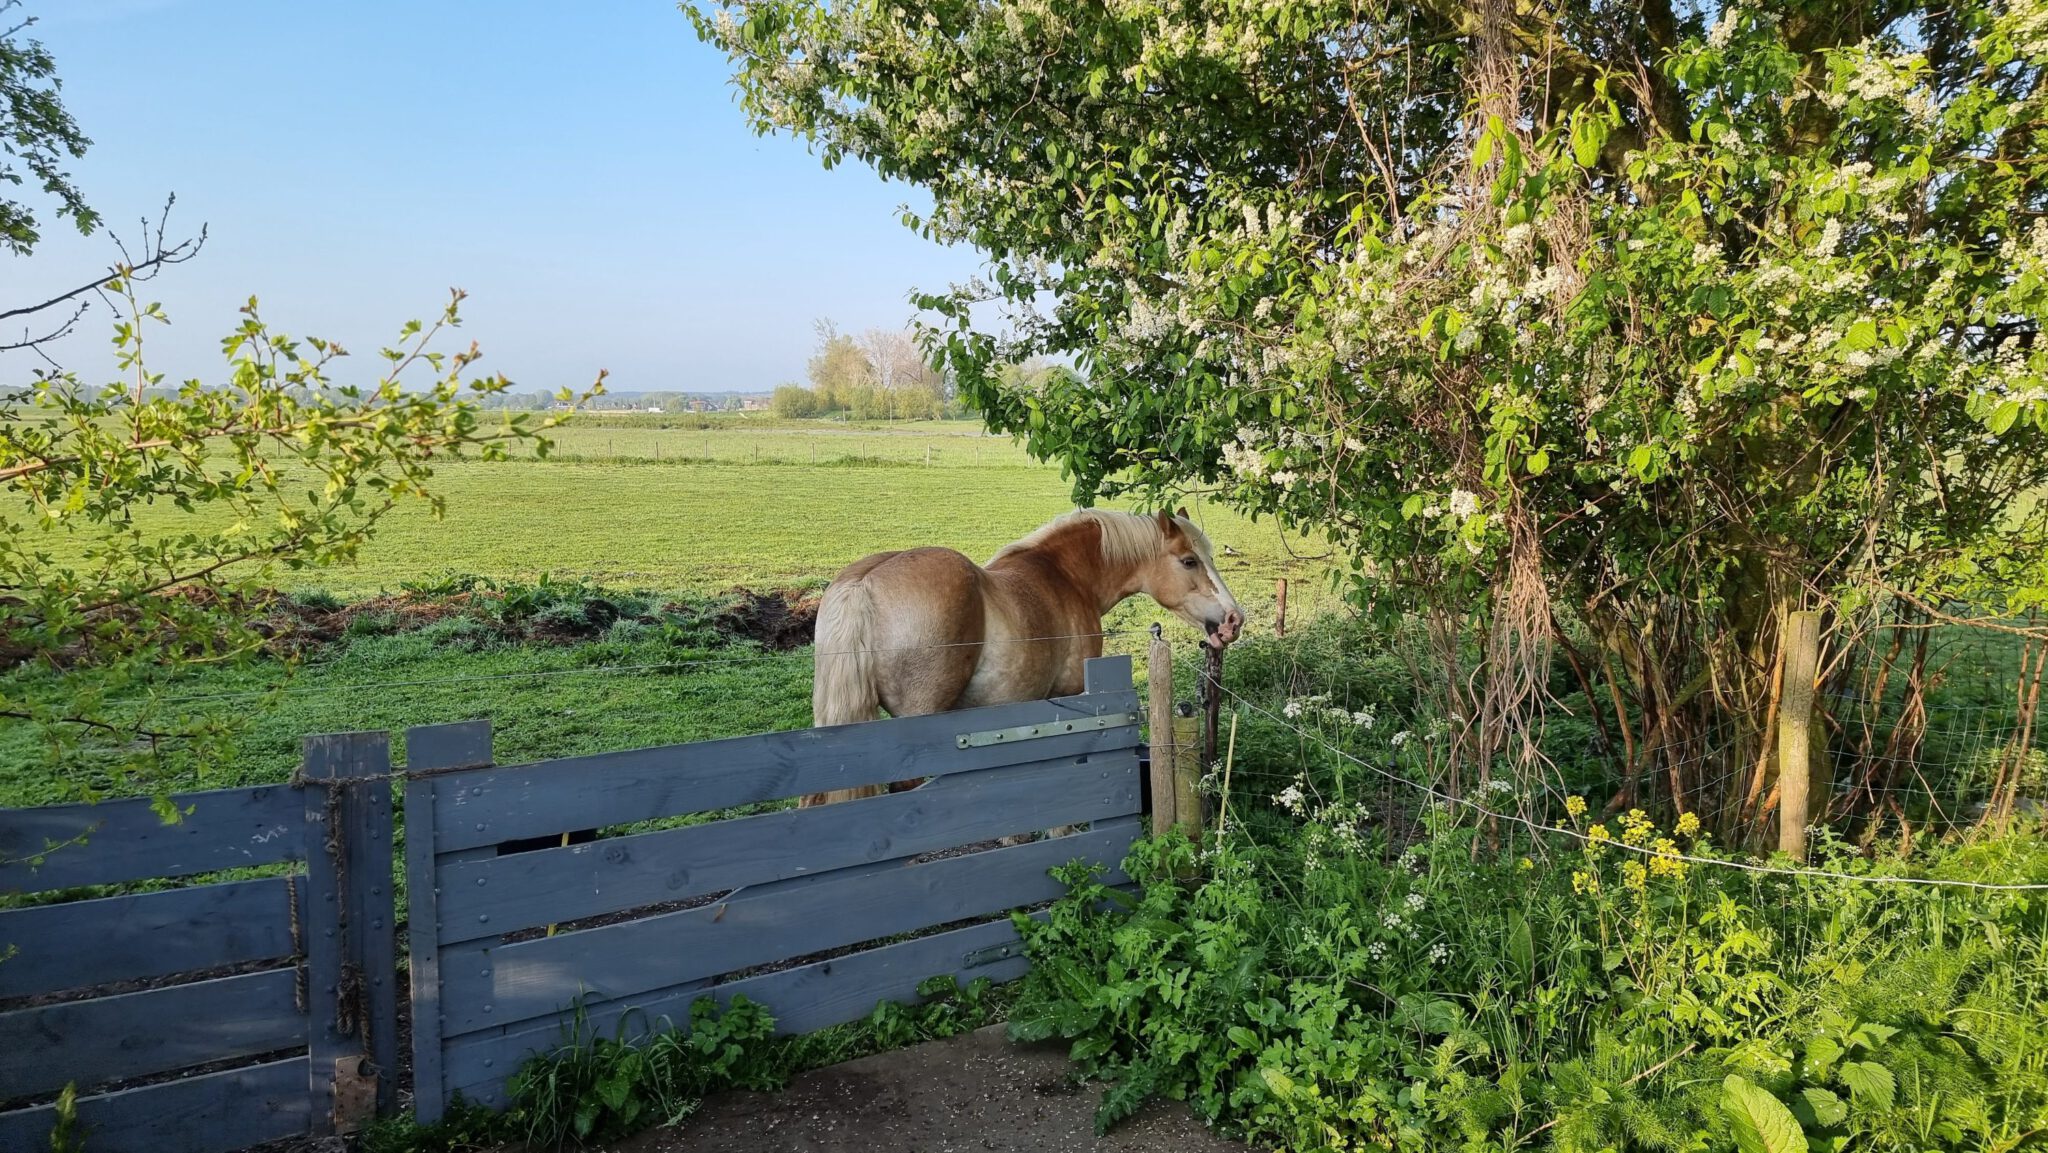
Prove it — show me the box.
[442,817,1140,1036]
[0,877,295,1001]
[435,750,1142,941]
[0,1055,309,1153]
[0,785,304,893]
[442,915,1038,1109]
[0,967,305,1100]
[427,689,1140,851]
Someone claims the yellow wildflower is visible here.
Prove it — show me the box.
[1564,795,1588,818]
[1622,860,1649,892]
[1620,809,1653,846]
[1649,838,1687,879]
[1572,869,1598,894]
[1520,856,1535,870]
[1675,811,1702,838]
[1588,824,1612,843]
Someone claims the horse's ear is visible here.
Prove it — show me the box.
[1155,508,1179,536]
[1175,506,1190,520]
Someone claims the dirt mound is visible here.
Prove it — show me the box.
[711,588,820,651]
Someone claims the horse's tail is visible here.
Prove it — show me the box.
[805,577,885,807]
[811,577,882,729]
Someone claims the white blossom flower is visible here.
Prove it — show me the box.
[1449,488,1480,518]
[1367,941,1388,961]
[1275,783,1306,814]
[1390,730,1412,749]
[1383,912,1404,929]
[1429,942,1451,965]
[1404,892,1426,912]
[1282,699,1304,719]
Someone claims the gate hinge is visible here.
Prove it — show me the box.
[956,711,1138,749]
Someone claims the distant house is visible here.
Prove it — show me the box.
[740,397,769,411]
[644,405,664,413]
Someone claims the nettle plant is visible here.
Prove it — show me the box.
[696,0,2048,832]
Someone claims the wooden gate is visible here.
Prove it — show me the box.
[0,735,398,1153]
[405,655,1146,1120]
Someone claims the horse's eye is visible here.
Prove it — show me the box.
[1181,555,1200,569]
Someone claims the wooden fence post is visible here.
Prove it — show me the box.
[402,720,496,1126]
[1778,610,1821,862]
[1202,644,1225,773]
[300,730,399,1134]
[1275,578,1288,638]
[1147,626,1179,837]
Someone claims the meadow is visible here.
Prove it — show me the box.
[0,415,1348,807]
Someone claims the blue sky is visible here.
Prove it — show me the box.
[9,0,984,393]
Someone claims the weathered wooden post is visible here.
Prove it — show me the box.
[1147,624,1179,837]
[1202,643,1225,772]
[1171,701,1204,839]
[300,730,399,1133]
[1778,609,1821,862]
[1275,578,1288,638]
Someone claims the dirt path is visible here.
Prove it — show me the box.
[597,1025,1249,1153]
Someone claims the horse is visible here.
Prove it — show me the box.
[802,507,1243,807]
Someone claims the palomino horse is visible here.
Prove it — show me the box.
[802,508,1244,806]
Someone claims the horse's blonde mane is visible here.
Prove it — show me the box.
[992,508,1212,567]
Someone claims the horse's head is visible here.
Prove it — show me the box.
[1145,508,1243,649]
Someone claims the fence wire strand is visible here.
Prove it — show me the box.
[1219,684,2048,893]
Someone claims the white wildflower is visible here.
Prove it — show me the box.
[1390,730,1412,749]
[1404,892,1426,912]
[1449,488,1480,518]
[1429,942,1451,965]
[1282,699,1305,719]
[1274,783,1306,814]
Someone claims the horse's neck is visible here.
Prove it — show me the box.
[995,520,1143,615]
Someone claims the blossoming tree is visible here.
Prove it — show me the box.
[693,0,2048,837]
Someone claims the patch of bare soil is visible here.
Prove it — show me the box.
[596,1025,1248,1153]
[711,588,819,650]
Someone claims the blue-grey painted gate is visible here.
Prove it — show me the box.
[0,735,398,1153]
[404,655,1145,1120]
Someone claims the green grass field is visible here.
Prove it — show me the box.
[1,417,1351,808]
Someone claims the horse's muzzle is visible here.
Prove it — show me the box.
[1204,609,1244,648]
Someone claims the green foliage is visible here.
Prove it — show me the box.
[368,979,1008,1153]
[0,2,96,255]
[1007,813,2048,1152]
[692,0,2048,837]
[0,285,600,799]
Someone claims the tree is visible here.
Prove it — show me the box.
[2,19,601,803]
[694,0,2048,835]
[0,2,94,257]
[806,318,872,411]
[771,381,822,417]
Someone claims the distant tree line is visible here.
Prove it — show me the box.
[771,320,970,420]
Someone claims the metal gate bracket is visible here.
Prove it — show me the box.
[956,711,1138,749]
[332,1055,378,1133]
[963,941,1023,969]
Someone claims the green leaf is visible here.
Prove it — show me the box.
[1722,1075,1808,1153]
[1989,400,2020,435]
[1260,1066,1296,1099]
[1796,1087,1848,1128]
[1844,320,1879,351]
[1839,1061,1895,1110]
[1526,449,1550,476]
[1802,1035,1844,1077]
[1227,1026,1261,1051]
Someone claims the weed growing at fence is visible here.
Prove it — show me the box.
[1009,817,2048,1152]
[363,978,1010,1153]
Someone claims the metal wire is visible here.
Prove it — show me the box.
[1220,684,2048,893]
